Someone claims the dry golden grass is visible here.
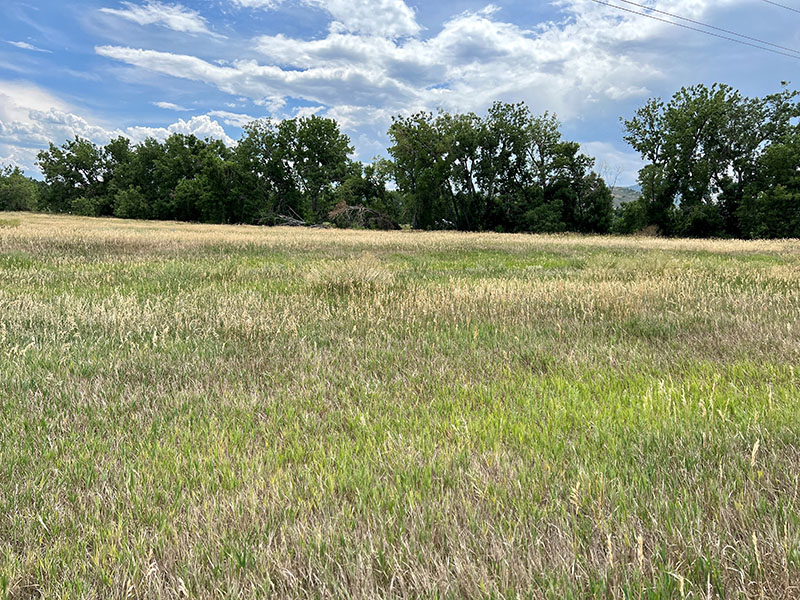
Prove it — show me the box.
[0,212,798,599]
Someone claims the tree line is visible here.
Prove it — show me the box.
[2,83,799,238]
[2,103,614,233]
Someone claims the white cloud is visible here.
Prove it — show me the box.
[100,1,222,37]
[6,41,52,53]
[0,106,126,173]
[230,0,283,7]
[206,110,258,127]
[95,45,419,108]
[0,81,73,123]
[293,105,326,118]
[126,115,236,145]
[229,0,420,37]
[97,2,671,123]
[91,0,753,166]
[311,0,420,38]
[108,0,756,126]
[153,101,190,111]
[325,104,394,130]
[254,95,287,114]
[6,0,755,174]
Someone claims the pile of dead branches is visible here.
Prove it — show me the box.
[327,201,400,230]
[272,208,329,228]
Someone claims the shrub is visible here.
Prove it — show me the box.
[612,199,648,234]
[70,196,104,217]
[113,187,149,220]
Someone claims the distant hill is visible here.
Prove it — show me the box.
[611,186,640,208]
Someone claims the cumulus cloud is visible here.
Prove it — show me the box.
[99,0,753,131]
[310,0,420,38]
[230,0,420,37]
[90,0,755,170]
[6,0,754,175]
[95,45,419,108]
[100,1,221,37]
[0,102,126,174]
[0,81,73,123]
[206,110,258,127]
[230,0,283,7]
[293,105,326,118]
[254,95,288,114]
[96,4,663,123]
[126,115,236,145]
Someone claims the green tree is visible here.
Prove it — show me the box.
[550,141,612,233]
[388,103,615,233]
[232,119,299,222]
[623,83,799,237]
[0,165,39,211]
[738,130,800,238]
[293,115,353,221]
[109,137,166,219]
[388,112,452,229]
[436,111,485,229]
[232,116,351,223]
[109,134,232,222]
[477,102,531,230]
[335,158,403,220]
[112,187,149,220]
[612,198,649,235]
[37,137,108,214]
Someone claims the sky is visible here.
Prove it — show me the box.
[1,0,798,185]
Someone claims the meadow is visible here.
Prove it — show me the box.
[0,212,798,599]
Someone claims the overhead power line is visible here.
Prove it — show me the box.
[589,0,800,61]
[613,0,800,56]
[759,0,800,15]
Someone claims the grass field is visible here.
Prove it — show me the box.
[1,212,799,599]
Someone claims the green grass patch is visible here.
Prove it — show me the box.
[0,214,798,598]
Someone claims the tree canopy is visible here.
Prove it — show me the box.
[620,83,800,238]
[388,103,613,232]
[0,165,40,212]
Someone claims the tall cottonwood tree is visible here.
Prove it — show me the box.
[388,102,613,233]
[623,83,799,236]
[388,112,451,229]
[738,129,800,238]
[37,136,109,213]
[232,115,352,222]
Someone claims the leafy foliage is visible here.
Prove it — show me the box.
[0,165,39,211]
[388,103,614,232]
[622,83,800,238]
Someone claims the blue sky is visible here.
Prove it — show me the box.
[1,0,798,185]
